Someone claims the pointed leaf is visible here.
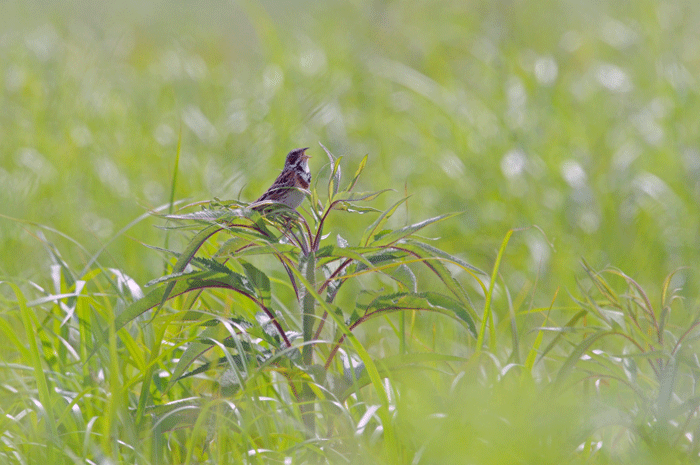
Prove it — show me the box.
[337,352,464,400]
[113,271,247,332]
[159,224,223,305]
[241,261,271,308]
[342,205,382,214]
[332,189,393,204]
[316,245,376,270]
[555,330,613,386]
[320,142,342,199]
[405,238,483,275]
[145,268,233,288]
[166,322,230,390]
[361,196,409,246]
[370,212,462,247]
[422,292,476,335]
[391,264,416,292]
[163,209,242,223]
[347,154,368,192]
[384,241,477,321]
[357,291,475,336]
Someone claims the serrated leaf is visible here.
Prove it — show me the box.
[190,256,236,273]
[163,209,244,223]
[214,237,249,258]
[142,243,180,256]
[112,271,249,334]
[422,292,476,335]
[159,223,223,297]
[358,250,406,270]
[224,222,278,243]
[145,269,225,288]
[241,261,271,308]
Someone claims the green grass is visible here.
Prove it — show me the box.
[2,0,700,463]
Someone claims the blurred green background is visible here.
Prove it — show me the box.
[3,0,699,304]
[3,0,699,309]
[3,0,700,461]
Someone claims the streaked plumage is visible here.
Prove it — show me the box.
[253,147,311,210]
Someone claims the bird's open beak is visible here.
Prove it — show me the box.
[301,147,311,159]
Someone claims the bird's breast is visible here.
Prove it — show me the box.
[296,170,311,189]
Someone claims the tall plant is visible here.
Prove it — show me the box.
[111,145,481,459]
[544,261,700,460]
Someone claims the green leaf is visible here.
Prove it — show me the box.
[358,291,476,336]
[158,224,223,306]
[406,239,483,275]
[148,399,202,433]
[276,257,399,458]
[361,197,408,246]
[142,243,180,257]
[391,264,416,292]
[213,236,248,258]
[166,321,230,391]
[341,204,382,214]
[320,142,342,199]
[346,153,368,192]
[535,310,588,364]
[223,222,277,243]
[422,291,476,335]
[337,352,464,400]
[555,330,614,386]
[241,260,271,308]
[370,212,462,247]
[477,228,512,353]
[145,268,234,288]
[163,209,242,223]
[113,269,249,333]
[190,256,236,273]
[383,241,477,323]
[3,282,58,442]
[216,240,296,262]
[332,189,393,204]
[316,245,376,270]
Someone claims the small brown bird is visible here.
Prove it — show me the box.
[252,148,311,210]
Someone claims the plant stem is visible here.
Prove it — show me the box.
[301,250,316,434]
[302,251,316,364]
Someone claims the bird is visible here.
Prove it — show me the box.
[252,147,311,211]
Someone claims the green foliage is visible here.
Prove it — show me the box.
[547,262,700,461]
[104,147,481,460]
[5,153,699,463]
[3,0,700,463]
